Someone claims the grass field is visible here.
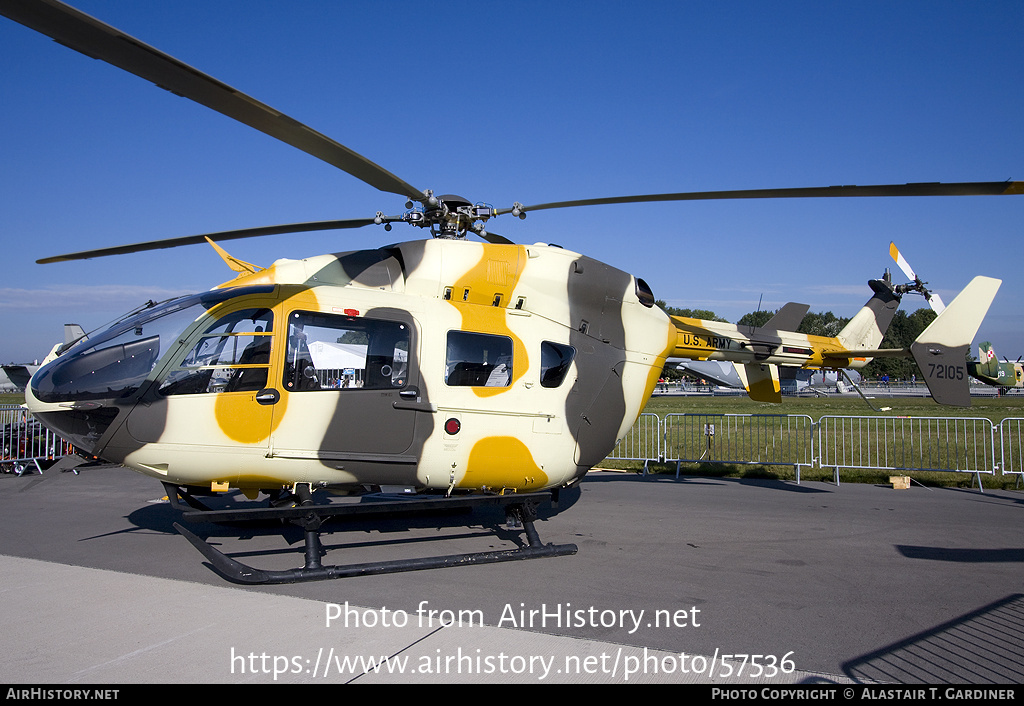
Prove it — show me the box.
[5,389,1024,490]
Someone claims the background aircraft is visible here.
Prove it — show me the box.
[0,365,39,393]
[670,360,861,395]
[1,324,85,392]
[968,342,1024,389]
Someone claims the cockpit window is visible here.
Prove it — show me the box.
[31,286,275,404]
[160,308,274,396]
[33,331,162,403]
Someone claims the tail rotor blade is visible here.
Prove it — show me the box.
[889,241,945,314]
[889,241,918,282]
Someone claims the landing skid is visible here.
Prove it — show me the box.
[163,483,577,584]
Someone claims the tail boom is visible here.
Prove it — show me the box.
[668,275,1000,407]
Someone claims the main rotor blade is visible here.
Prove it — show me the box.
[37,218,377,264]
[500,181,1024,215]
[0,0,423,201]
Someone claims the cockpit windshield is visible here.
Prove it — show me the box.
[32,286,274,403]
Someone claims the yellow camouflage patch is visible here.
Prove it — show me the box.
[462,436,549,491]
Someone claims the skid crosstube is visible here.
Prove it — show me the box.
[163,483,577,584]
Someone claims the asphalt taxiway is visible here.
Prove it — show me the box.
[1,463,1022,684]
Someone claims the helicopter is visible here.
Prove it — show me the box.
[1,0,1014,583]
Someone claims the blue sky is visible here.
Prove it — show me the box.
[1,1,1021,364]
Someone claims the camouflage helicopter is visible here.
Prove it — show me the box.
[2,0,1015,583]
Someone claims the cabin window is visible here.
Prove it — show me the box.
[160,308,274,395]
[283,311,409,391]
[445,331,513,387]
[540,341,576,388]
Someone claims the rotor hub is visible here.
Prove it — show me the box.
[377,191,497,240]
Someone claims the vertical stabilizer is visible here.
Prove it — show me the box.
[977,342,998,378]
[64,323,86,346]
[743,363,782,403]
[912,277,1001,406]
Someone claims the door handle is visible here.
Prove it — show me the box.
[394,387,435,412]
[256,388,280,405]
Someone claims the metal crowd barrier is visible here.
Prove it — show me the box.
[998,418,1024,482]
[817,415,996,490]
[662,413,816,480]
[4,401,1023,489]
[607,412,1006,490]
[0,404,74,475]
[607,413,662,471]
